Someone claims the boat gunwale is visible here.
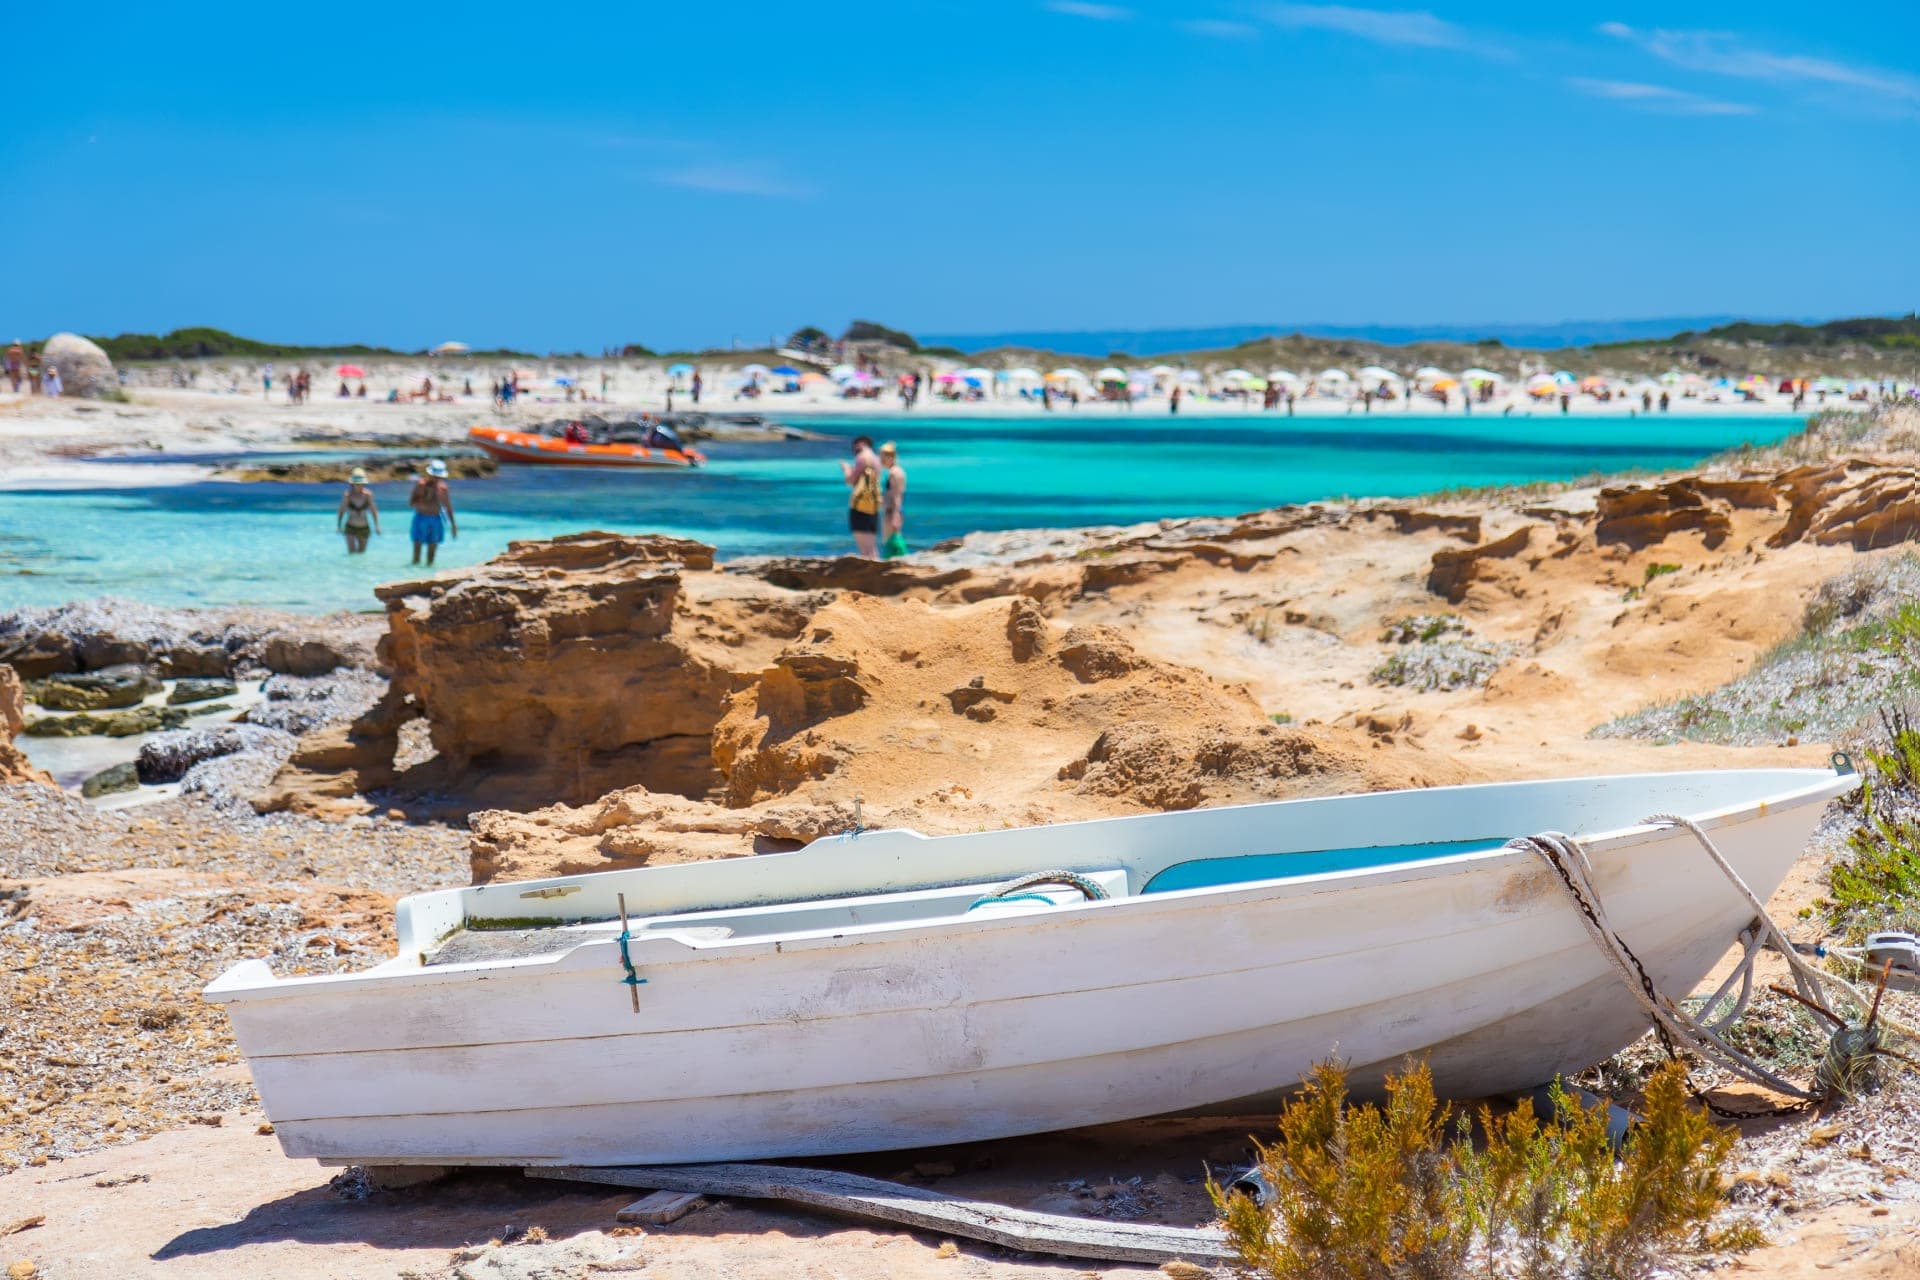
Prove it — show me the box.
[204,768,1854,1003]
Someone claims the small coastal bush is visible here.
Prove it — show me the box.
[1211,1059,1759,1280]
[1822,710,1920,941]
[1372,615,1515,692]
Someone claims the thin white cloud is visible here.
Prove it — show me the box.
[1180,18,1259,39]
[1045,1,1132,19]
[652,164,813,199]
[1601,23,1920,103]
[1265,4,1471,51]
[1567,77,1758,116]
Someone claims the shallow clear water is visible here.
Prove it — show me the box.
[0,413,1798,612]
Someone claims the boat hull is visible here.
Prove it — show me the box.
[206,769,1852,1165]
[467,426,702,468]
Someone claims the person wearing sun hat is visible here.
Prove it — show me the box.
[408,459,457,566]
[336,467,381,554]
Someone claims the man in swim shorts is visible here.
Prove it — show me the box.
[841,435,882,559]
[408,459,457,566]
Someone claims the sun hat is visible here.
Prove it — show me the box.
[426,459,449,477]
[349,468,369,484]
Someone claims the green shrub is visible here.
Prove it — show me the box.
[1211,1059,1757,1280]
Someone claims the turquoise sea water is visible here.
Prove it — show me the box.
[0,414,1798,613]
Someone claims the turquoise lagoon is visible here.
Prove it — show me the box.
[0,414,1799,613]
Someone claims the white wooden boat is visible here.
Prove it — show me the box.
[206,768,1854,1167]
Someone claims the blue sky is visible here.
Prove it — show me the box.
[2,2,1915,352]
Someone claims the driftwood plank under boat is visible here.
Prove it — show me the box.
[528,1162,1234,1265]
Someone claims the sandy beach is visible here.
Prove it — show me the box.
[0,364,1845,495]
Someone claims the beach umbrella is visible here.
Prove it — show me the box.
[335,364,366,378]
[1431,377,1460,392]
[433,341,470,355]
[962,367,995,381]
[936,371,962,382]
[828,363,859,383]
[1657,369,1684,385]
[770,365,800,377]
[1243,377,1269,391]
[1413,366,1451,383]
[1000,367,1041,383]
[799,372,828,385]
[553,375,577,386]
[1460,367,1502,385]
[666,362,695,376]
[1317,368,1351,383]
[1177,369,1204,383]
[1094,366,1127,383]
[1267,370,1302,385]
[1046,367,1090,383]
[1357,364,1397,383]
[1218,368,1257,384]
[1551,370,1577,386]
[740,363,772,377]
[1147,365,1178,378]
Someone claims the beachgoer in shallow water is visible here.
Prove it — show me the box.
[408,459,457,566]
[842,435,882,559]
[337,468,381,553]
[879,441,908,559]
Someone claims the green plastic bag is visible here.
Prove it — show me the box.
[882,531,909,560]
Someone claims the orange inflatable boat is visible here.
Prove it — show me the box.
[468,423,705,469]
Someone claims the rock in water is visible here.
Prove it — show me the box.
[23,705,192,738]
[167,676,238,704]
[29,665,162,710]
[81,761,140,797]
[39,331,119,399]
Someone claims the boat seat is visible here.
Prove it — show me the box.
[642,925,735,943]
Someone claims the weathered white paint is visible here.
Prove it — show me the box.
[205,768,1854,1166]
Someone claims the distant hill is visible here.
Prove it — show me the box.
[81,327,539,363]
[918,317,1767,358]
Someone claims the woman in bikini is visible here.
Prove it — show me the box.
[336,468,381,554]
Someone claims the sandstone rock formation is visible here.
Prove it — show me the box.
[38,332,118,399]
[0,666,55,785]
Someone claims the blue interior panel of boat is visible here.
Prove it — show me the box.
[1143,838,1507,893]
